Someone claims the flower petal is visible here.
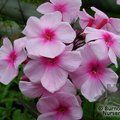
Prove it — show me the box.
[81,77,105,102]
[59,51,81,72]
[19,81,44,98]
[26,38,65,58]
[37,2,54,14]
[15,49,27,68]
[0,61,18,85]
[22,17,42,37]
[24,59,46,83]
[84,27,103,42]
[58,80,76,95]
[89,40,108,60]
[41,67,68,93]
[108,48,118,67]
[0,38,13,59]
[37,112,57,120]
[14,37,27,52]
[39,11,62,29]
[70,66,89,88]
[56,93,79,105]
[56,22,76,43]
[37,97,59,113]
[2,37,13,52]
[100,68,118,92]
[80,44,98,65]
[69,107,83,120]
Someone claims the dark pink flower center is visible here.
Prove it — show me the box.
[88,62,104,77]
[42,29,55,41]
[103,33,114,47]
[57,105,68,113]
[7,50,17,65]
[91,66,99,74]
[54,4,66,13]
[41,56,60,67]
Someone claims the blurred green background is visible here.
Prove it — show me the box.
[0,0,120,120]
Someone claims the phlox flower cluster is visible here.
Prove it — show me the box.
[0,0,120,119]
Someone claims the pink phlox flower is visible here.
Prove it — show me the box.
[0,38,27,85]
[24,45,81,93]
[37,93,83,120]
[37,0,82,23]
[70,44,118,102]
[22,12,76,58]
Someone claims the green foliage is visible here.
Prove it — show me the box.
[0,81,38,120]
[21,0,44,4]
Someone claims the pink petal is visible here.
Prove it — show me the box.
[61,0,81,23]
[26,38,65,58]
[56,22,76,43]
[50,0,81,5]
[37,112,57,120]
[41,67,68,93]
[69,107,83,120]
[81,77,105,102]
[19,81,44,98]
[70,66,89,88]
[22,17,42,37]
[57,114,76,120]
[80,44,98,65]
[100,68,118,92]
[39,11,62,28]
[37,2,54,14]
[24,59,46,83]
[113,41,120,58]
[0,61,18,85]
[106,18,120,35]
[14,37,27,52]
[84,27,103,42]
[59,80,76,95]
[37,97,59,113]
[2,37,13,52]
[91,7,108,19]
[62,12,73,23]
[50,0,68,4]
[59,51,81,72]
[14,49,27,68]
[43,79,76,96]
[54,93,80,107]
[108,48,118,67]
[0,38,13,59]
[88,40,108,60]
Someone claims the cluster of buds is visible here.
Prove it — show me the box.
[0,0,120,119]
